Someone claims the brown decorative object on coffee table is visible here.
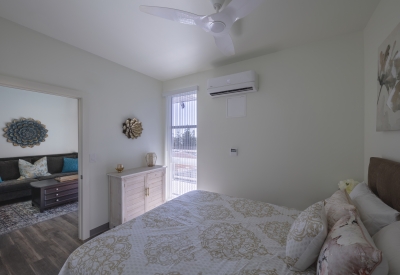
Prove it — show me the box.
[55,174,79,182]
[31,179,78,213]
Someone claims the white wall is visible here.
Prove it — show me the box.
[0,17,163,231]
[163,33,365,210]
[0,86,78,157]
[364,0,400,179]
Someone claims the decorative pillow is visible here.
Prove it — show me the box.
[0,177,2,183]
[349,182,400,236]
[18,157,51,180]
[317,213,389,275]
[349,181,372,199]
[61,158,78,173]
[324,190,356,230]
[286,201,328,271]
[373,221,400,275]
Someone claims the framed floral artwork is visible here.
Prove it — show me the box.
[377,22,400,131]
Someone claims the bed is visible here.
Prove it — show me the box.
[59,157,400,275]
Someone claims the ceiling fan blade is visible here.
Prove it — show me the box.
[214,34,235,56]
[139,6,203,26]
[224,0,264,21]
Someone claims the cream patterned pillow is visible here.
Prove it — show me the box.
[18,157,51,180]
[286,201,328,271]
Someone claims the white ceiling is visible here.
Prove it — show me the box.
[0,0,380,81]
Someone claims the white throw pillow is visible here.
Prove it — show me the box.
[286,201,328,271]
[349,182,400,236]
[349,181,371,198]
[373,221,400,275]
[18,157,51,180]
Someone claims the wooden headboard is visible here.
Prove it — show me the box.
[368,157,400,212]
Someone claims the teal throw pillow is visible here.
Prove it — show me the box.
[0,177,2,183]
[62,158,78,173]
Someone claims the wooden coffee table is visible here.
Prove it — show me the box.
[31,179,78,213]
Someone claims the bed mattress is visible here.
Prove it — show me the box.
[59,190,316,275]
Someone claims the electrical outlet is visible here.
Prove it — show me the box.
[230,148,238,156]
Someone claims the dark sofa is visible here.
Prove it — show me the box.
[0,152,78,202]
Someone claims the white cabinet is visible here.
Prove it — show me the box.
[107,165,166,228]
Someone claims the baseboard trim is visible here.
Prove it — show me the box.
[89,222,109,238]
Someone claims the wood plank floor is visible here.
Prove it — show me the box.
[0,211,82,275]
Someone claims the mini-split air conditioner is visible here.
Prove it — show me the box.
[207,70,258,98]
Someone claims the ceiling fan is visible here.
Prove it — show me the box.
[139,0,264,56]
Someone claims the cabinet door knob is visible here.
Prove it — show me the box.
[56,188,59,191]
[56,194,59,196]
[56,199,59,202]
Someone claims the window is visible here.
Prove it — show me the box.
[165,88,197,200]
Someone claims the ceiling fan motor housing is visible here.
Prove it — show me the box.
[209,21,226,33]
[210,0,225,11]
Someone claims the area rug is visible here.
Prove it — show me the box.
[0,200,78,235]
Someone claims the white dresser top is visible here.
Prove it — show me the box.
[107,165,166,178]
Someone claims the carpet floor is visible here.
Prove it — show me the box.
[0,200,78,235]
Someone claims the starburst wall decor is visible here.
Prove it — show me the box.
[122,118,143,139]
[3,118,48,148]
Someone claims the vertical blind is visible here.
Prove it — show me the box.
[165,89,197,200]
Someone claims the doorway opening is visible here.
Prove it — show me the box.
[0,86,80,238]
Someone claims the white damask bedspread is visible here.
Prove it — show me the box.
[59,190,316,275]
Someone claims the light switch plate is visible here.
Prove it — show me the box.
[89,153,97,163]
[230,148,238,156]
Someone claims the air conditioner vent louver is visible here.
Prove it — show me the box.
[207,70,258,98]
[210,87,253,96]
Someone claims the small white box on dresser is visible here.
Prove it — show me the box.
[107,165,166,228]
